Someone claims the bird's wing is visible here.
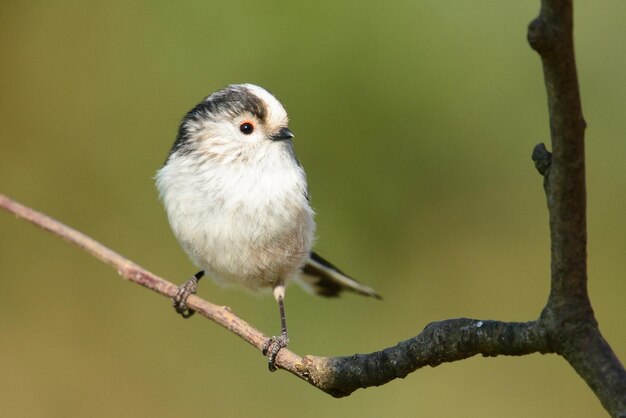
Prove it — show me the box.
[298,251,381,299]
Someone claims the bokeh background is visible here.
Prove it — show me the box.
[1,1,625,417]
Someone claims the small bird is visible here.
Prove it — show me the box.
[156,84,380,370]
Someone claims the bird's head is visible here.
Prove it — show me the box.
[167,84,294,164]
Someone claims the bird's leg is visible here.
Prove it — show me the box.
[263,284,289,372]
[173,270,204,318]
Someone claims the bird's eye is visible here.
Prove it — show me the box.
[240,122,254,135]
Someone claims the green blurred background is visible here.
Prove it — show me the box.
[1,1,625,417]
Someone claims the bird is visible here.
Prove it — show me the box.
[155,84,380,371]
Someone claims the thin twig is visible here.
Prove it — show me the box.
[0,194,268,350]
[0,193,552,396]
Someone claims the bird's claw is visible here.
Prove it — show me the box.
[263,334,289,372]
[173,271,204,318]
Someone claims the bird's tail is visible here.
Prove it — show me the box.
[297,251,381,299]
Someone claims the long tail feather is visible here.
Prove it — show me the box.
[299,251,381,299]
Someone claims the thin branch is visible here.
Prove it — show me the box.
[528,1,626,416]
[0,194,269,351]
[0,194,552,396]
[304,319,550,397]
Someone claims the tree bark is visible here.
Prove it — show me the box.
[528,1,626,415]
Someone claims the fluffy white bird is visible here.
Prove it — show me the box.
[156,84,379,370]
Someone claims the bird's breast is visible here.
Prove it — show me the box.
[157,150,315,290]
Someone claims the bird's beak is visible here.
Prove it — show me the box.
[270,127,294,141]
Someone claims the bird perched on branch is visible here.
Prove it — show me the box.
[156,84,380,370]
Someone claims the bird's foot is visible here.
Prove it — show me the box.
[173,271,204,318]
[262,334,289,372]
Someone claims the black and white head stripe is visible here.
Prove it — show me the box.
[167,85,270,158]
[198,85,268,121]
